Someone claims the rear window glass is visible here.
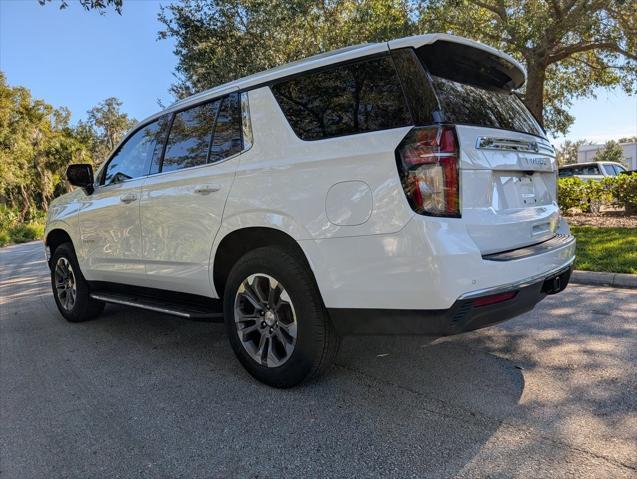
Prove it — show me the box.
[271,56,412,140]
[430,76,544,137]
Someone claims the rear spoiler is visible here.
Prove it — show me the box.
[388,33,526,90]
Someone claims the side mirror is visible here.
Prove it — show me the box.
[66,164,94,194]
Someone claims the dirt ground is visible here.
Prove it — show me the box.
[564,209,637,228]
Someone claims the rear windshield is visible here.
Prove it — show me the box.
[430,75,544,137]
[390,46,544,138]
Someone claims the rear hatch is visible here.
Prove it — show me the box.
[391,38,559,255]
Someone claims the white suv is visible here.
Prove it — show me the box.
[45,34,575,387]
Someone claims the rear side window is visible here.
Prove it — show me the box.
[271,56,412,140]
[102,118,167,186]
[209,93,242,163]
[162,100,220,173]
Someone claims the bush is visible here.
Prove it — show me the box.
[8,222,45,244]
[0,230,10,247]
[610,173,637,214]
[558,174,636,215]
[558,177,590,213]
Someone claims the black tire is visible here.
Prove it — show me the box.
[50,242,104,322]
[224,246,340,388]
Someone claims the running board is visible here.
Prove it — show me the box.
[90,292,224,321]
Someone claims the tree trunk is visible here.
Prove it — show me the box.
[523,62,546,128]
[19,184,31,222]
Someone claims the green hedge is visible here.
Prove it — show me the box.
[558,173,637,214]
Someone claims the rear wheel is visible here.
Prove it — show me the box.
[224,246,339,388]
[50,243,104,322]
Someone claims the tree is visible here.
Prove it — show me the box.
[0,73,133,219]
[38,0,123,14]
[158,0,636,135]
[417,0,637,134]
[158,0,415,98]
[555,139,589,166]
[84,97,136,164]
[594,140,626,166]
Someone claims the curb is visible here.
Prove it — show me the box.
[571,270,637,289]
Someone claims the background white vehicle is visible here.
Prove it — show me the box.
[45,33,575,387]
[558,161,627,180]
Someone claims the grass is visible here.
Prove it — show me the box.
[571,226,637,274]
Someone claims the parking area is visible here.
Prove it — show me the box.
[1,241,636,478]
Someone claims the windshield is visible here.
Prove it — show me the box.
[430,75,544,138]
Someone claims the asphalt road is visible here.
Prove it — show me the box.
[1,241,636,478]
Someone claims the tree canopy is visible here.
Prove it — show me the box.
[38,0,123,14]
[158,0,636,135]
[0,73,134,220]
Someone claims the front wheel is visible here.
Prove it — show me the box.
[50,242,104,322]
[224,246,340,388]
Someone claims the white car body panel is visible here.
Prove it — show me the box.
[138,155,240,297]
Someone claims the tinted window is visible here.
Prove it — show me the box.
[391,48,441,125]
[103,119,167,185]
[162,101,219,173]
[430,75,544,137]
[271,56,412,140]
[209,93,242,163]
[558,168,573,177]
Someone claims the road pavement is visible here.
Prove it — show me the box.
[1,241,636,478]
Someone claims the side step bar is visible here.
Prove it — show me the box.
[90,292,225,321]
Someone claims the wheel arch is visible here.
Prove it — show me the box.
[212,226,321,300]
[45,228,74,267]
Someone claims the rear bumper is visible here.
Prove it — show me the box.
[328,263,572,336]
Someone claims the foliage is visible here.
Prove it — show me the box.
[558,174,637,214]
[571,226,637,274]
[158,0,636,135]
[558,177,591,212]
[608,172,637,214]
[593,140,626,166]
[0,72,133,220]
[81,97,137,164]
[38,0,123,14]
[0,206,45,247]
[555,139,589,166]
[158,0,415,98]
[419,1,637,135]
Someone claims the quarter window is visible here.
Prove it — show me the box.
[271,56,412,140]
[102,118,167,186]
[162,100,220,173]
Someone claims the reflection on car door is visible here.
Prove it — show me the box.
[79,117,167,285]
[140,92,244,296]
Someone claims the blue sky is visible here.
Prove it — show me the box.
[1,0,635,145]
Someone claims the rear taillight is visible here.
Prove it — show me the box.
[395,125,460,217]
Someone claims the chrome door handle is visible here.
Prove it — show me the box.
[119,193,138,203]
[194,185,221,195]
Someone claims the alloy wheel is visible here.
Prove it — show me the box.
[54,257,77,311]
[234,273,298,368]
